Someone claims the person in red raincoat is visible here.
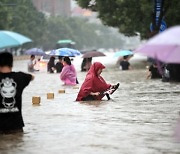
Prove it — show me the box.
[76,62,112,101]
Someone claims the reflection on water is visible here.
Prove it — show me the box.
[0,57,180,154]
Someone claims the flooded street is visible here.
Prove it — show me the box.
[1,54,180,154]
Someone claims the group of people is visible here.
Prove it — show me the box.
[47,56,78,85]
[147,60,180,82]
[47,56,63,73]
[28,55,78,85]
[0,52,118,134]
[0,51,118,134]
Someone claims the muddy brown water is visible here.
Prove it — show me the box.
[0,54,180,154]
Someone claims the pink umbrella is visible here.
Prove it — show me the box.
[135,26,180,63]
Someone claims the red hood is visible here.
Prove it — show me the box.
[76,62,111,101]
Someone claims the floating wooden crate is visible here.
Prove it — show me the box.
[32,96,41,104]
[73,86,79,89]
[58,90,65,93]
[47,93,54,99]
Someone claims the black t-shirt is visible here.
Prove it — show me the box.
[120,61,130,70]
[55,62,63,73]
[149,65,162,79]
[0,72,32,131]
[47,61,55,73]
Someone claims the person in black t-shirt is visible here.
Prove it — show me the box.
[120,56,131,70]
[47,56,56,73]
[55,56,63,73]
[146,62,162,79]
[0,52,34,134]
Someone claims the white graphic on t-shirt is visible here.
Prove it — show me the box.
[0,78,17,109]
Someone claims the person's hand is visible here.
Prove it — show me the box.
[110,83,120,90]
[94,92,100,96]
[90,92,100,96]
[111,85,116,89]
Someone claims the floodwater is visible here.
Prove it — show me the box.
[0,53,180,154]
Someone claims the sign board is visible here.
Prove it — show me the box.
[150,20,167,32]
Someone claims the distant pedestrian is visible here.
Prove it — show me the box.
[81,58,92,72]
[0,52,34,134]
[120,55,131,70]
[47,56,56,73]
[146,62,162,79]
[55,56,63,73]
[60,57,78,85]
[28,55,39,72]
[76,62,118,101]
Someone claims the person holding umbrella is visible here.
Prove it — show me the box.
[119,55,132,70]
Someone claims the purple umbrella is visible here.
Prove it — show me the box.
[25,48,45,56]
[135,26,180,63]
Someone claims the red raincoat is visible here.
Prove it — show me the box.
[76,62,111,101]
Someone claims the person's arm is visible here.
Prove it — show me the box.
[128,65,132,70]
[146,70,152,79]
[128,62,132,70]
[146,65,152,79]
[29,60,36,69]
[60,67,68,80]
[31,74,35,81]
[31,60,36,67]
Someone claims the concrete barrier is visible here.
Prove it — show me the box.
[58,90,65,93]
[32,96,41,104]
[47,93,54,99]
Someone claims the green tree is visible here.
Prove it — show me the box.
[44,16,125,50]
[0,0,47,47]
[76,0,180,39]
[44,16,75,49]
[0,0,16,29]
[10,0,47,46]
[0,0,125,50]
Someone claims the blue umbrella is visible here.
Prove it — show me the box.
[0,30,32,49]
[25,48,45,56]
[114,50,133,57]
[49,48,81,57]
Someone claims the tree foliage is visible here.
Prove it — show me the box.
[45,16,125,50]
[0,0,47,46]
[76,0,180,39]
[0,0,125,50]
